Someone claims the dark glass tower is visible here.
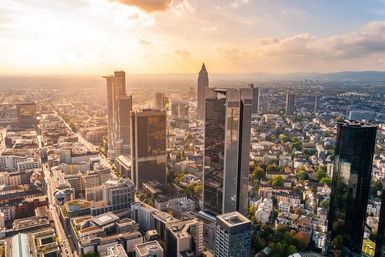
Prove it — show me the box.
[130,109,167,188]
[327,121,377,256]
[203,88,253,216]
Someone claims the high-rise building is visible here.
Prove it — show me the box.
[214,212,251,257]
[105,76,115,152]
[16,103,37,126]
[249,84,259,114]
[154,92,165,110]
[327,121,377,256]
[131,109,167,188]
[104,71,132,158]
[203,88,253,216]
[197,63,209,120]
[375,189,385,257]
[171,100,189,120]
[118,95,132,146]
[285,92,295,115]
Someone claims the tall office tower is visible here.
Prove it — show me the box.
[131,109,167,188]
[104,71,127,156]
[314,95,318,113]
[376,189,385,257]
[171,100,189,120]
[214,212,251,257]
[285,92,295,115]
[113,71,126,139]
[118,95,132,146]
[197,63,209,120]
[203,88,253,216]
[327,121,377,256]
[16,102,37,126]
[154,92,165,110]
[105,76,115,151]
[249,84,259,114]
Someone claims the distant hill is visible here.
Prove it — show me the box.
[0,71,384,89]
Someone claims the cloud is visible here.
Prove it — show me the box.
[201,26,217,32]
[138,38,152,45]
[175,49,191,56]
[216,21,385,71]
[114,0,172,12]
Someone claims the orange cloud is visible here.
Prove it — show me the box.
[114,0,172,12]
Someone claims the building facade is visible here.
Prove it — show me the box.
[203,88,253,216]
[214,212,251,257]
[197,63,209,120]
[327,121,377,256]
[131,109,167,188]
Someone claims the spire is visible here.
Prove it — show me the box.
[200,62,207,73]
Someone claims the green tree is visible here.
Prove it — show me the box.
[253,166,266,180]
[296,171,309,181]
[279,134,289,144]
[315,170,327,182]
[320,177,332,186]
[271,176,284,187]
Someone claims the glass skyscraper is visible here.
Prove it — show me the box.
[327,121,377,256]
[131,109,167,188]
[203,88,253,216]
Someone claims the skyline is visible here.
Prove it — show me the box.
[1,0,385,75]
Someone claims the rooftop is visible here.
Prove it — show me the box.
[217,211,250,227]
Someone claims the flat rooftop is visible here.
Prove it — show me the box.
[217,211,250,227]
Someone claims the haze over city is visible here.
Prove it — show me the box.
[1,1,385,257]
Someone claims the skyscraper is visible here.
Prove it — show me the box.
[130,109,167,188]
[118,95,132,146]
[285,92,295,115]
[197,63,209,120]
[249,84,259,114]
[214,212,251,257]
[104,71,131,157]
[203,88,253,216]
[170,100,189,120]
[105,76,115,152]
[327,121,377,256]
[154,92,165,110]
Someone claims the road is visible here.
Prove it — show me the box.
[50,105,114,172]
[42,164,77,257]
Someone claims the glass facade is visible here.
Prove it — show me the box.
[17,103,36,125]
[131,110,167,188]
[328,122,377,256]
[118,96,132,145]
[203,88,253,216]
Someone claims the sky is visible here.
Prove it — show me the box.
[1,0,385,75]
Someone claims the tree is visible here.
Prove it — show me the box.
[315,170,328,182]
[253,166,265,180]
[248,205,256,222]
[320,177,332,186]
[271,176,284,187]
[279,134,289,144]
[267,164,278,172]
[370,180,383,197]
[296,171,309,181]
